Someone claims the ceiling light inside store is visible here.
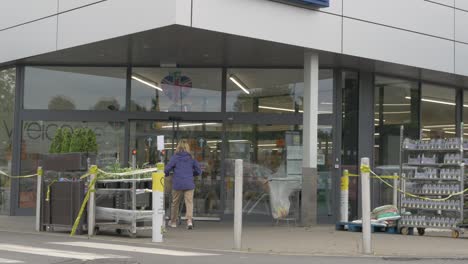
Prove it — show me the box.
[229,75,250,94]
[132,75,163,92]
[404,96,466,107]
[258,106,303,113]
[375,103,411,106]
[161,123,218,128]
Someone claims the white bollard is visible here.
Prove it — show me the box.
[88,171,96,237]
[35,167,43,232]
[360,158,372,255]
[393,173,398,207]
[234,159,243,250]
[152,163,165,243]
[340,170,349,223]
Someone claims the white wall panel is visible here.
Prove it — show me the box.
[322,0,342,15]
[0,0,57,30]
[175,0,192,26]
[57,0,178,49]
[456,0,468,10]
[455,43,468,76]
[58,0,102,12]
[0,17,57,63]
[192,0,342,53]
[343,18,454,73]
[455,9,468,43]
[432,0,454,6]
[343,0,454,40]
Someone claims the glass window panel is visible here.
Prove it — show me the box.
[131,68,222,112]
[464,91,468,135]
[24,67,126,110]
[226,69,332,113]
[373,76,419,207]
[421,84,456,139]
[225,124,303,221]
[0,68,15,215]
[341,71,359,220]
[374,76,419,166]
[19,121,125,208]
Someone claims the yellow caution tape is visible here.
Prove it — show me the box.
[340,172,349,191]
[360,165,371,174]
[368,167,468,202]
[152,172,165,192]
[97,167,158,177]
[347,173,399,179]
[45,180,57,202]
[70,168,98,237]
[0,170,38,179]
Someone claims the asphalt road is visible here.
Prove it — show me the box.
[0,231,466,264]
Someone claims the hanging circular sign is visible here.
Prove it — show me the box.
[161,72,193,102]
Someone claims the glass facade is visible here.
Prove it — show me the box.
[131,68,222,112]
[0,68,15,215]
[19,121,125,208]
[24,67,127,111]
[421,84,456,138]
[5,63,465,222]
[374,76,420,205]
[226,69,303,113]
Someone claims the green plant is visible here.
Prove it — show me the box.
[61,128,72,153]
[49,128,63,153]
[69,128,85,152]
[85,128,98,153]
[49,127,99,154]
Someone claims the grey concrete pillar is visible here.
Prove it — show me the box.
[301,51,319,226]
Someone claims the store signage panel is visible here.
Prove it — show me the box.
[271,0,329,8]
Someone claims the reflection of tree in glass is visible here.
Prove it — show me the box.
[48,95,76,110]
[0,68,15,113]
[93,98,120,111]
[130,100,146,111]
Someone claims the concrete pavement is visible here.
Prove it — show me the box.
[0,231,467,264]
[2,216,468,259]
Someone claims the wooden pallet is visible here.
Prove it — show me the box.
[335,222,401,234]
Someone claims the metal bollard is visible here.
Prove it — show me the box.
[36,167,43,232]
[360,158,372,255]
[152,163,165,243]
[88,166,97,237]
[393,173,398,207]
[234,159,243,250]
[340,170,349,223]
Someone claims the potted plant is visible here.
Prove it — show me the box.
[42,127,98,171]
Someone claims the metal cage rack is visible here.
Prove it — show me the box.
[399,125,467,238]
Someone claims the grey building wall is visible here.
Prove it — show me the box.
[0,0,468,78]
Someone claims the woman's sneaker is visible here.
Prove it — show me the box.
[169,222,177,228]
[187,220,193,230]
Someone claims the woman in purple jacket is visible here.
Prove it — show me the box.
[164,140,202,229]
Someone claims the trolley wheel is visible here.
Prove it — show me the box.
[452,230,460,239]
[400,227,410,235]
[116,229,122,235]
[417,228,425,236]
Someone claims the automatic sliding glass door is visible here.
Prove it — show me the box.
[129,121,223,219]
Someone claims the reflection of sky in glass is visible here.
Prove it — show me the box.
[24,67,126,110]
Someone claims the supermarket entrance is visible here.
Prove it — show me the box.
[130,119,224,220]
